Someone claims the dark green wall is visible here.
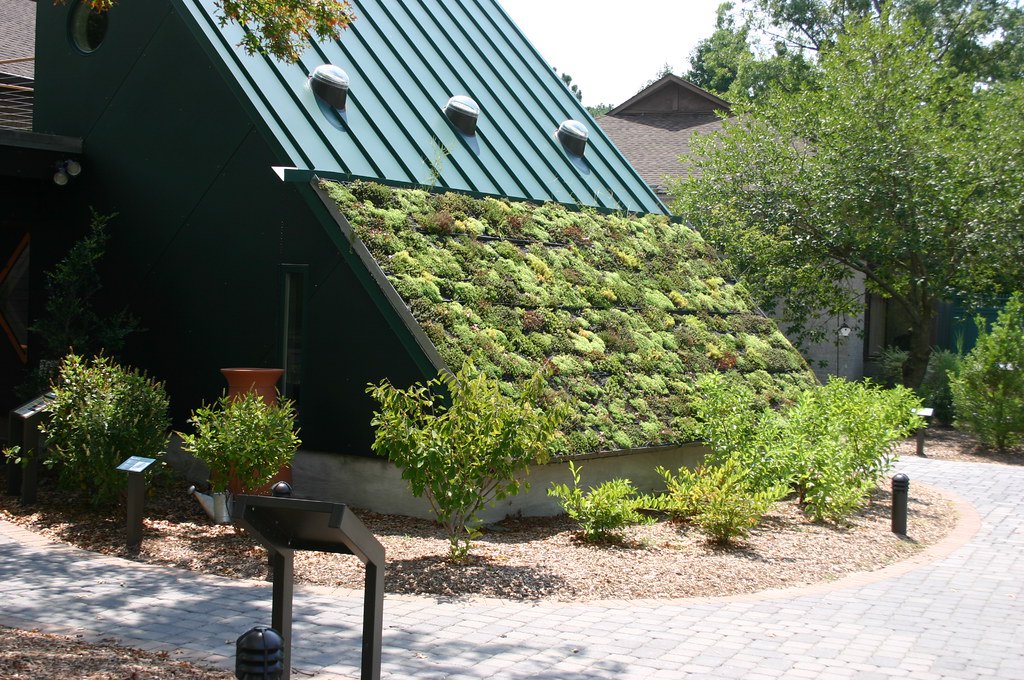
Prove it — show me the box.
[32,0,426,453]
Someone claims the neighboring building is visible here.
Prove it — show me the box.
[18,0,815,514]
[0,0,34,131]
[0,0,84,417]
[598,74,867,382]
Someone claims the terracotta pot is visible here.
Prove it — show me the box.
[220,368,284,406]
[219,368,292,494]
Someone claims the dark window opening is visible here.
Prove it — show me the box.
[70,0,109,53]
[282,267,307,404]
[0,235,30,364]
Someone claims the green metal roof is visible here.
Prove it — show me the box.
[176,0,668,215]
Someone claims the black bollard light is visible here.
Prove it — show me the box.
[891,473,909,535]
[271,481,292,497]
[236,626,284,680]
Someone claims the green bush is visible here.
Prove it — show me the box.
[367,358,566,561]
[691,374,790,493]
[783,379,921,522]
[951,294,1024,449]
[878,346,909,387]
[918,349,961,424]
[179,392,301,494]
[658,459,785,544]
[40,354,170,506]
[693,374,921,523]
[547,461,656,542]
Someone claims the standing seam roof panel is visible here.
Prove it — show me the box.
[485,0,666,211]
[439,0,613,207]
[366,1,541,200]
[387,0,577,203]
[464,0,653,211]
[178,0,667,215]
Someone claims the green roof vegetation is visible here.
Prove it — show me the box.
[326,180,817,455]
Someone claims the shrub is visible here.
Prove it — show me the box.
[367,358,566,561]
[548,461,656,542]
[878,346,909,387]
[783,379,922,522]
[658,459,785,544]
[691,374,789,492]
[918,349,961,424]
[693,374,921,523]
[24,211,138,396]
[40,354,169,506]
[951,294,1024,449]
[179,392,301,494]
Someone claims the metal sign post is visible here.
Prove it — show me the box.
[914,407,934,456]
[116,456,158,551]
[232,494,385,680]
[7,394,54,504]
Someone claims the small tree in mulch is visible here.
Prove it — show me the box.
[367,358,566,561]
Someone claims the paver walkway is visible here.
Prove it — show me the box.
[1,456,1023,679]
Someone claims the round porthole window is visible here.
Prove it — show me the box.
[69,0,109,53]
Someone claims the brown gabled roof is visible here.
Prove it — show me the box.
[0,0,35,79]
[608,74,730,117]
[597,75,730,200]
[596,113,725,197]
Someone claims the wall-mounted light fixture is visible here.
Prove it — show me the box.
[53,159,82,186]
[838,321,851,338]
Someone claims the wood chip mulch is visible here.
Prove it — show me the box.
[4,428,997,603]
[0,626,233,679]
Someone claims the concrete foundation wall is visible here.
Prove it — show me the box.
[291,445,708,521]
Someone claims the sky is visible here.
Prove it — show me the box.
[498,0,725,107]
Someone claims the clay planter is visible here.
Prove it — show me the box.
[220,368,293,494]
[220,368,285,405]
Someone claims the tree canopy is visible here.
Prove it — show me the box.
[672,17,1024,386]
[686,0,1024,101]
[81,0,355,63]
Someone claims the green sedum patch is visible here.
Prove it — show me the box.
[327,180,817,454]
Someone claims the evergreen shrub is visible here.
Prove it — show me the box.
[41,354,170,506]
[951,294,1024,449]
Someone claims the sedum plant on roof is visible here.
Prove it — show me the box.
[326,180,817,456]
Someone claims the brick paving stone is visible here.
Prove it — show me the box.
[2,457,1023,678]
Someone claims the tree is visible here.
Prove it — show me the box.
[686,2,816,101]
[671,18,1024,387]
[24,211,138,395]
[755,0,1024,81]
[686,0,1024,102]
[557,70,584,101]
[79,0,355,63]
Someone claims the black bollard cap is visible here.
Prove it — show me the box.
[236,626,284,678]
[271,481,292,497]
[892,473,910,491]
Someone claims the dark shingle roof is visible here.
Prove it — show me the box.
[0,0,35,79]
[597,75,731,201]
[596,113,725,197]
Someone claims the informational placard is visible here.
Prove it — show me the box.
[13,393,54,420]
[117,456,157,473]
[915,407,935,418]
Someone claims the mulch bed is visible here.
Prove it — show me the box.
[2,426,1009,677]
[2,428,991,602]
